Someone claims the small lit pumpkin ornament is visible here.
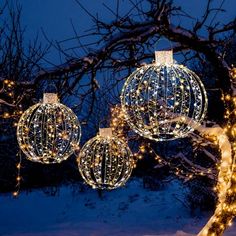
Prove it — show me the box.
[17,93,81,164]
[121,50,208,141]
[77,128,134,189]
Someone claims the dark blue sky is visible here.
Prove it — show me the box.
[15,0,236,64]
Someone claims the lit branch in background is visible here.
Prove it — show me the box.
[110,105,149,166]
[110,105,127,139]
[0,79,24,129]
[0,79,17,116]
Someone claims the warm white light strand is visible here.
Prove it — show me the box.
[197,125,232,236]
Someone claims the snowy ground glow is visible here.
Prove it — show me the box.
[0,178,235,236]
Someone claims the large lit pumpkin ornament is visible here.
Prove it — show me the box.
[77,128,134,189]
[17,93,81,164]
[121,50,208,141]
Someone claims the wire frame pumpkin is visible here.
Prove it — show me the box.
[17,93,81,164]
[121,50,208,141]
[77,128,134,189]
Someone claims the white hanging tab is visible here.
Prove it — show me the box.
[43,93,59,104]
[155,50,173,65]
[99,128,113,138]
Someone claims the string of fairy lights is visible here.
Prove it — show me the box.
[0,79,24,197]
[0,53,236,235]
[13,151,22,197]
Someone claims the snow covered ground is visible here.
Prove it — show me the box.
[0,178,235,236]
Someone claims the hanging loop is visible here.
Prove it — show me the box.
[154,37,173,51]
[43,83,58,94]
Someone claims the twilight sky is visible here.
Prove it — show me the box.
[12,0,236,64]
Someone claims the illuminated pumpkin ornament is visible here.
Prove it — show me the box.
[77,128,134,189]
[17,93,81,164]
[121,50,208,141]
